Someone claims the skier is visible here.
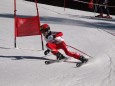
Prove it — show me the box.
[40,24,88,63]
[89,0,112,18]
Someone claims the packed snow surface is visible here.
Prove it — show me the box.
[0,0,115,86]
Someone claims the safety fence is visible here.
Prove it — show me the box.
[74,0,115,8]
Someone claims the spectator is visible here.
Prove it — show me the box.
[89,0,112,18]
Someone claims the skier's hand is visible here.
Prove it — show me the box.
[44,49,50,55]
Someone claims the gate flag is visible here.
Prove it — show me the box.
[15,16,41,37]
[14,0,44,50]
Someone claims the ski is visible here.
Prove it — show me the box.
[45,57,90,67]
[45,57,68,65]
[45,60,59,65]
[90,16,114,21]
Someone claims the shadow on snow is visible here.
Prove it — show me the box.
[0,13,115,34]
[0,55,51,60]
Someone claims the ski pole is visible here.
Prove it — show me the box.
[66,45,93,58]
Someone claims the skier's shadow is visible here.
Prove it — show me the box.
[0,55,51,60]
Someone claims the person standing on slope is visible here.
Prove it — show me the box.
[89,0,112,18]
[40,24,88,63]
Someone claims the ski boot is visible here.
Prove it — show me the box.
[44,52,66,65]
[103,15,112,19]
[79,55,88,63]
[95,14,103,18]
[76,55,88,67]
[56,52,67,61]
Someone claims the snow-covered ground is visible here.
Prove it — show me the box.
[0,0,115,86]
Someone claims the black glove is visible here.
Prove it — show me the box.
[44,49,50,55]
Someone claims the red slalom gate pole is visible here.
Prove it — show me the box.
[64,0,66,11]
[35,0,44,50]
[14,0,17,48]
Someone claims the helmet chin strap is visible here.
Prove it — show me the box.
[47,30,51,34]
[45,31,52,38]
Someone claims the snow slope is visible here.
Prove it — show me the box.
[0,0,115,86]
